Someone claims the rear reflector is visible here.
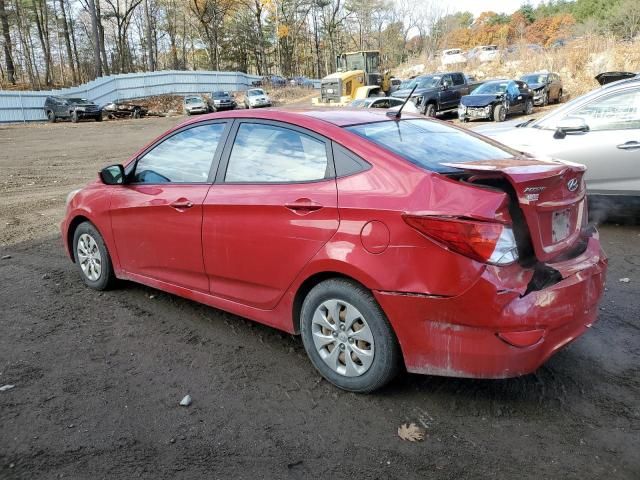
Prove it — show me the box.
[403,215,519,265]
[497,329,546,348]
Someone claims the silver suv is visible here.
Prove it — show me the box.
[475,75,640,217]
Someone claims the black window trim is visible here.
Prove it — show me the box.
[126,119,232,186]
[215,118,336,185]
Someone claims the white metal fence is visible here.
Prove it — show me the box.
[0,70,264,123]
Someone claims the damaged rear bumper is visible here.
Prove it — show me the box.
[374,233,607,379]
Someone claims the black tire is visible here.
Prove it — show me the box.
[423,102,436,117]
[541,91,548,106]
[300,279,401,393]
[132,109,141,119]
[71,111,79,123]
[556,89,563,103]
[493,104,506,122]
[47,110,56,123]
[186,110,191,116]
[72,221,116,291]
[524,99,534,115]
[95,114,102,122]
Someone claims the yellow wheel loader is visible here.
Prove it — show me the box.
[312,50,392,106]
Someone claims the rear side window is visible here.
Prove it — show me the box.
[568,87,640,131]
[346,119,515,173]
[225,123,329,183]
[452,73,465,86]
[133,123,225,183]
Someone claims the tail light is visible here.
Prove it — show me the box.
[403,215,519,265]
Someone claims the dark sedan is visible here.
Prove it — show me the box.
[520,72,563,106]
[458,80,534,122]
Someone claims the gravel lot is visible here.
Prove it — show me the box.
[1,115,639,479]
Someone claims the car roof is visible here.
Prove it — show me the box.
[180,107,396,128]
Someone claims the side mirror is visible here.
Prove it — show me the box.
[441,82,449,90]
[554,117,589,139]
[100,164,125,185]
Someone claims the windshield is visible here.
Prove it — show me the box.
[346,119,516,173]
[472,82,509,94]
[521,74,547,85]
[248,89,264,97]
[185,97,202,104]
[350,100,367,107]
[405,76,441,90]
[212,92,229,98]
[68,98,89,104]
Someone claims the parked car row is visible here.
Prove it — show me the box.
[386,70,565,123]
[439,43,553,65]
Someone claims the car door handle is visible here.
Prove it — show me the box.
[285,199,323,214]
[170,199,194,210]
[617,141,640,151]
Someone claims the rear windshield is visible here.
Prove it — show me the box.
[346,119,515,173]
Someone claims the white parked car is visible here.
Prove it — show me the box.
[468,45,500,63]
[244,88,272,109]
[440,49,467,66]
[349,96,420,114]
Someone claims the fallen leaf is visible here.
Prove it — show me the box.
[398,423,425,442]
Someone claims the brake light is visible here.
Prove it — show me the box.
[403,215,519,265]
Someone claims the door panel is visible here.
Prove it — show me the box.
[540,130,640,195]
[109,121,229,291]
[202,182,339,308]
[110,184,212,291]
[203,121,339,309]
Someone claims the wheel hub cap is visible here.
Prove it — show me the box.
[77,233,102,282]
[311,299,375,377]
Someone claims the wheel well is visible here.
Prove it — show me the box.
[291,271,366,334]
[66,215,90,262]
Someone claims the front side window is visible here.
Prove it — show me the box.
[133,123,226,183]
[346,119,516,173]
[565,88,640,131]
[225,123,329,183]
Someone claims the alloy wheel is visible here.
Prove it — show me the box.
[77,233,102,281]
[311,299,375,377]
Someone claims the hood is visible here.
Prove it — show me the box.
[391,86,438,99]
[460,94,503,107]
[472,120,524,136]
[595,71,636,85]
[528,82,545,90]
[68,99,96,106]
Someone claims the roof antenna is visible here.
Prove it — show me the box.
[387,84,418,120]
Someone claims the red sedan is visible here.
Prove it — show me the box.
[61,108,607,392]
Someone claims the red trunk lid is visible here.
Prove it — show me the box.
[443,158,587,262]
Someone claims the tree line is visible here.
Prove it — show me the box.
[0,0,638,90]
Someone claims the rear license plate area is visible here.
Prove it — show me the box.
[552,209,571,242]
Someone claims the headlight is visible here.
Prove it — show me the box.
[459,105,466,112]
[484,106,491,114]
[66,189,81,207]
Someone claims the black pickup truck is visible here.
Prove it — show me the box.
[391,72,482,117]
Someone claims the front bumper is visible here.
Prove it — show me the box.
[458,106,492,121]
[186,107,208,114]
[533,90,546,105]
[375,233,607,378]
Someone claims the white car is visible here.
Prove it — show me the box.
[468,45,500,63]
[350,97,420,114]
[441,49,467,66]
[244,88,272,109]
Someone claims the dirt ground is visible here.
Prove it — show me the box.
[1,114,639,479]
